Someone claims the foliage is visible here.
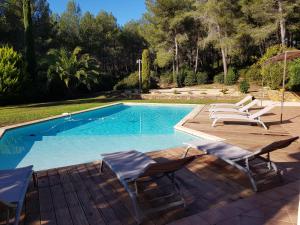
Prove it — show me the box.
[23,0,37,80]
[184,70,196,86]
[259,45,285,90]
[2,0,300,103]
[288,58,300,91]
[159,72,173,87]
[142,49,150,90]
[239,80,250,93]
[0,46,23,98]
[224,67,239,85]
[214,73,224,84]
[113,71,139,90]
[47,47,100,95]
[195,72,209,84]
[244,63,261,82]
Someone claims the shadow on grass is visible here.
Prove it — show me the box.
[9,93,142,109]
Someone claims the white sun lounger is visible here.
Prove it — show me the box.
[211,104,275,129]
[209,99,259,118]
[183,136,298,192]
[209,95,253,111]
[0,166,34,225]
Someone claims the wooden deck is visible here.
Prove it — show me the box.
[1,105,300,225]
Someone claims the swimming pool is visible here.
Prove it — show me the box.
[0,103,203,170]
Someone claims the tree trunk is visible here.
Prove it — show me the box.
[175,36,179,75]
[195,46,199,73]
[221,46,227,79]
[278,0,286,46]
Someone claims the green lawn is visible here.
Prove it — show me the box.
[0,96,237,127]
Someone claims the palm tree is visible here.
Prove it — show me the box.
[47,47,100,94]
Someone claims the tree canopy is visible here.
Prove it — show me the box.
[1,0,300,104]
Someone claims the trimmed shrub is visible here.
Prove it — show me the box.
[239,80,250,93]
[225,67,239,85]
[113,71,139,90]
[196,72,208,84]
[142,49,150,90]
[214,73,224,84]
[184,70,196,86]
[288,58,300,91]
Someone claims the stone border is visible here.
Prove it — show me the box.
[0,102,122,139]
[174,105,224,141]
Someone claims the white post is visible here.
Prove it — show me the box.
[137,59,142,94]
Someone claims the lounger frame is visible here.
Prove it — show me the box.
[184,137,298,192]
[100,154,195,224]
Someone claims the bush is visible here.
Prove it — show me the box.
[159,72,173,86]
[214,73,224,84]
[239,80,250,93]
[184,70,196,86]
[260,45,285,90]
[0,46,24,99]
[196,72,208,84]
[225,67,239,85]
[113,71,139,90]
[288,58,300,91]
[244,63,261,82]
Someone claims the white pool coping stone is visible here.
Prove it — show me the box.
[174,105,224,141]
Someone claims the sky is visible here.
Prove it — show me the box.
[47,0,146,26]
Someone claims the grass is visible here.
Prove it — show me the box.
[0,95,238,127]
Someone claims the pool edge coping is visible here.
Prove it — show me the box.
[174,105,224,141]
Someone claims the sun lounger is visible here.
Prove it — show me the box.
[0,166,34,225]
[183,136,298,192]
[209,95,253,111]
[211,104,275,129]
[100,150,196,223]
[209,99,259,118]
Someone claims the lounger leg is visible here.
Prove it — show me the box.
[6,208,9,225]
[212,118,218,127]
[129,193,143,224]
[257,120,268,130]
[182,146,191,158]
[33,172,38,187]
[13,204,21,225]
[246,172,258,192]
[99,161,104,173]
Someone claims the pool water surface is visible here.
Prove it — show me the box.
[0,104,203,170]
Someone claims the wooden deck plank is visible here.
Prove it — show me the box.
[85,164,139,225]
[57,168,89,225]
[68,166,107,225]
[78,164,123,225]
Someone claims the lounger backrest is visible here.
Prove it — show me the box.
[139,156,196,178]
[253,136,299,156]
[235,95,253,106]
[249,104,275,119]
[239,99,259,112]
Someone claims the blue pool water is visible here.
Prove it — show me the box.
[0,104,203,170]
